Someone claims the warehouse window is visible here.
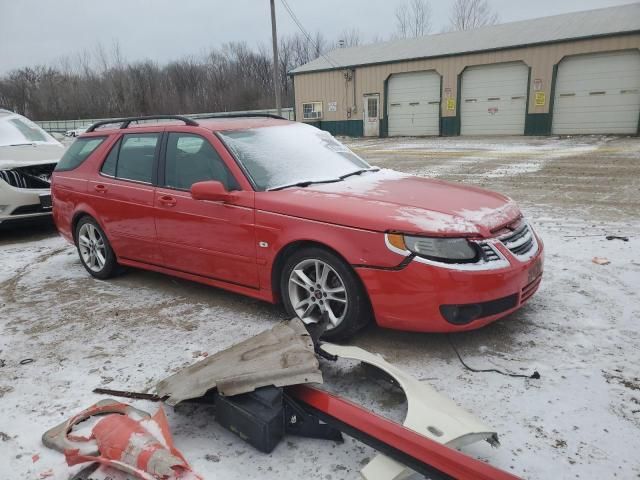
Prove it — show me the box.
[367,97,378,118]
[302,102,323,120]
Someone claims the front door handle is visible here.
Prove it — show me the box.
[94,184,107,193]
[159,195,177,207]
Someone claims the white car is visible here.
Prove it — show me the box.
[0,109,65,224]
[64,127,88,137]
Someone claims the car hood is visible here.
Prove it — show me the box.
[256,169,521,238]
[0,144,65,170]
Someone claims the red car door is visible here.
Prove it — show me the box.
[153,129,258,288]
[88,131,162,265]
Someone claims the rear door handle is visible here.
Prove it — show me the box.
[94,184,107,193]
[159,195,177,207]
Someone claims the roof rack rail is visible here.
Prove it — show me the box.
[192,113,287,121]
[86,115,198,132]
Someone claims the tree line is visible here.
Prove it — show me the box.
[0,34,327,121]
[0,0,498,121]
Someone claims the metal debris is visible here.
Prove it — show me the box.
[156,318,322,405]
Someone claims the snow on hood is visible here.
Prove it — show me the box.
[0,144,65,170]
[256,169,521,238]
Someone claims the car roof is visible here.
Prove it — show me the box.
[84,116,293,135]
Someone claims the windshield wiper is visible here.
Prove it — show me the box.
[267,178,342,192]
[339,167,380,180]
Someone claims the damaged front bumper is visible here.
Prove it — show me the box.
[0,164,55,222]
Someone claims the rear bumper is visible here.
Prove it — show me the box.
[356,239,544,332]
[0,181,52,223]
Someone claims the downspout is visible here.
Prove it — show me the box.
[548,63,559,136]
[352,69,357,115]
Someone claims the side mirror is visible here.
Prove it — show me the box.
[191,180,231,202]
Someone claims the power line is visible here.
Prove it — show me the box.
[279,0,340,69]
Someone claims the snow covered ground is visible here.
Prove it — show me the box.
[1,136,639,479]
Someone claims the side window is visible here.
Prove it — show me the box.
[100,138,120,176]
[164,133,237,191]
[55,137,106,171]
[110,133,159,183]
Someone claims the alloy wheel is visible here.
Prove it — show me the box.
[288,258,348,328]
[78,223,107,272]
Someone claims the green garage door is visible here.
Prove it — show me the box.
[552,50,640,134]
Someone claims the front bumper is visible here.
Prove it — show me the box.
[0,180,52,223]
[356,236,544,332]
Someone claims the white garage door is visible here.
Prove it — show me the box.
[387,71,440,136]
[461,62,528,135]
[552,51,640,135]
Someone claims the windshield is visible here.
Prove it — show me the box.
[0,114,59,147]
[218,123,372,191]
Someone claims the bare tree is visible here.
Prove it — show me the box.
[336,28,361,48]
[0,31,331,120]
[449,0,499,31]
[395,0,432,38]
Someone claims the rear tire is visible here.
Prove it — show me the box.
[281,247,370,341]
[74,216,118,279]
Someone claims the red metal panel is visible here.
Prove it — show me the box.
[288,385,521,480]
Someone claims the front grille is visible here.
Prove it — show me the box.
[479,242,501,262]
[500,223,535,257]
[0,164,54,189]
[0,169,29,188]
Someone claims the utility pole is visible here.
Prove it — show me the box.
[270,0,282,116]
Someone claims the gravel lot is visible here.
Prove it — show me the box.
[1,135,639,479]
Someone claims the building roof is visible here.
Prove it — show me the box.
[290,3,640,75]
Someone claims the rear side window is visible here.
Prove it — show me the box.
[100,133,159,184]
[100,138,120,177]
[55,137,106,171]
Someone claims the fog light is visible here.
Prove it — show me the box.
[440,304,483,325]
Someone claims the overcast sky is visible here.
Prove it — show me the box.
[0,0,635,74]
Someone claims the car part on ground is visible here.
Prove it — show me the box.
[89,317,519,479]
[319,343,499,480]
[215,385,344,453]
[42,399,201,479]
[156,318,322,404]
[287,384,520,480]
[42,399,150,456]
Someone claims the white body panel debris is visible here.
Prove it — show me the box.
[320,343,499,480]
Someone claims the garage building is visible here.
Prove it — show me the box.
[290,3,640,137]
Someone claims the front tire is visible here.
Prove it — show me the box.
[75,216,118,279]
[281,247,370,341]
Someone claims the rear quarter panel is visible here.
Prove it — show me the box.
[51,134,118,243]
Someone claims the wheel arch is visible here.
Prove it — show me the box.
[71,211,92,242]
[270,239,366,304]
[70,206,107,245]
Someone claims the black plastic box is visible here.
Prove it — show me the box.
[214,386,285,453]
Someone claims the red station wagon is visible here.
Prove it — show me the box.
[52,115,544,339]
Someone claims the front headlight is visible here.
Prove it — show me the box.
[387,233,478,263]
